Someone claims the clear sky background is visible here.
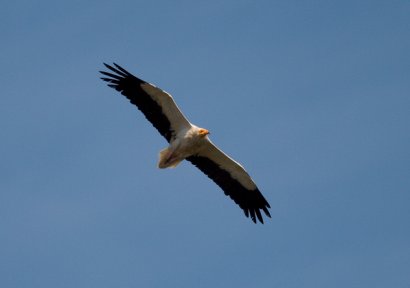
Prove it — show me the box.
[1,1,409,287]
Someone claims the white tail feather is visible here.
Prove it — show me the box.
[158,148,183,169]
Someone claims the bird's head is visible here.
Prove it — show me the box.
[198,128,210,138]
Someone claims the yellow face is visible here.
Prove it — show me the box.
[198,129,210,138]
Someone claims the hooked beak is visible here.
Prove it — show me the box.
[199,129,211,138]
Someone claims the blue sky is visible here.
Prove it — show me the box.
[1,1,409,287]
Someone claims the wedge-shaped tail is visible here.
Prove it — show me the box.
[158,148,183,169]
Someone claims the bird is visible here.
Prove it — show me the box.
[100,63,271,223]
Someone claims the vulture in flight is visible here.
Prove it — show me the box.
[100,63,271,223]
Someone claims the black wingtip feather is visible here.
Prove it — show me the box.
[249,209,256,223]
[255,209,264,224]
[113,63,133,76]
[100,63,174,143]
[100,71,123,80]
[186,155,271,224]
[244,209,249,218]
[103,63,129,78]
[262,206,271,218]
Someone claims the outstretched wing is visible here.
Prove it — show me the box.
[186,142,271,224]
[100,63,191,142]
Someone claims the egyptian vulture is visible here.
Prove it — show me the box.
[100,63,271,223]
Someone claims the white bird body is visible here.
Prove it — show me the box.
[158,125,210,169]
[100,63,270,223]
